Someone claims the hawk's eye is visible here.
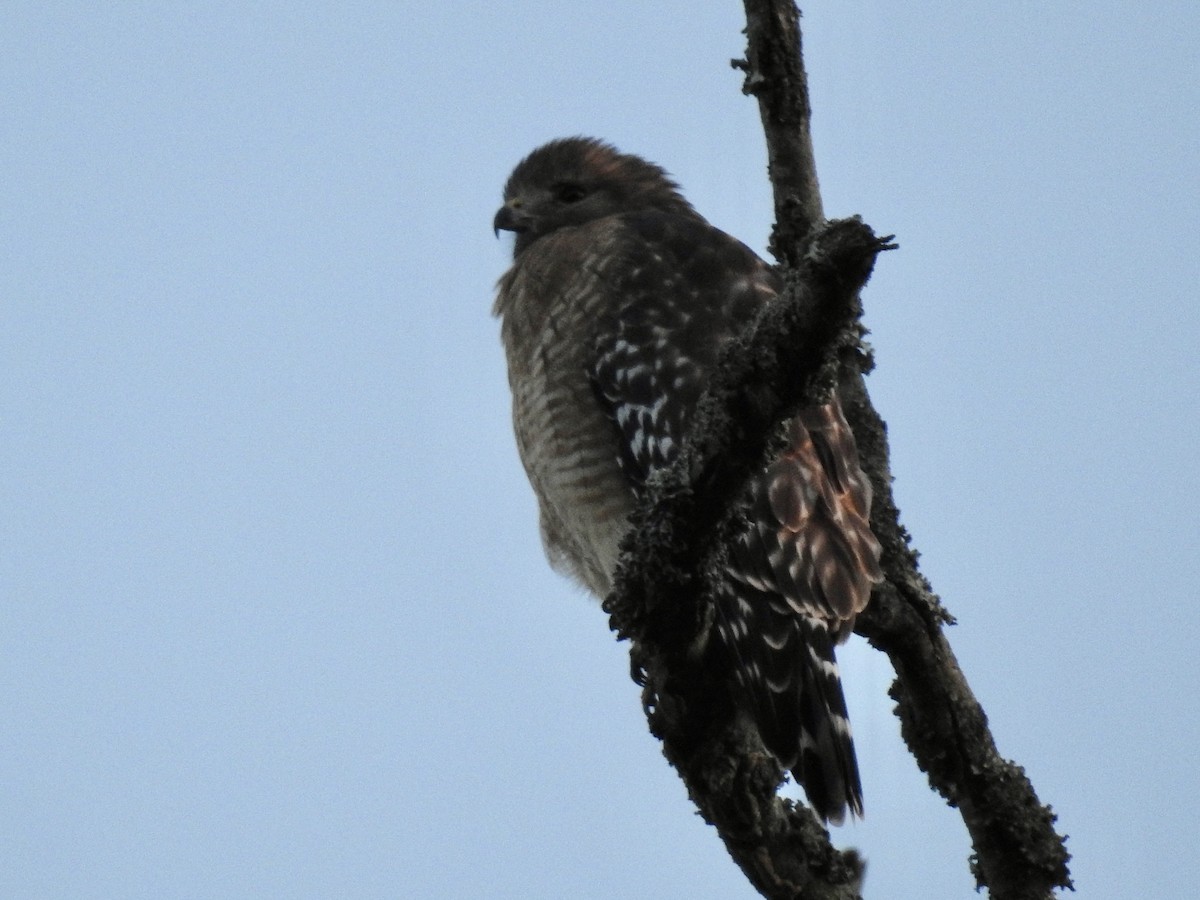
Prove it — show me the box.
[554,183,587,204]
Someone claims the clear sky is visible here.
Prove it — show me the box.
[3,3,1198,898]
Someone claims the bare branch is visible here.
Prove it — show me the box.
[735,2,1073,896]
[734,0,824,261]
[604,2,1073,897]
[845,371,1074,898]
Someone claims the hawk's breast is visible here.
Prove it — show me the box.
[497,222,635,596]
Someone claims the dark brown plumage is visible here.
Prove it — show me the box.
[493,137,882,822]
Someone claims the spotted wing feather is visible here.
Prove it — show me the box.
[591,212,882,822]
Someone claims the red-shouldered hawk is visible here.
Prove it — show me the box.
[493,137,882,823]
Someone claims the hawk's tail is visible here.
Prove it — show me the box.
[714,583,863,823]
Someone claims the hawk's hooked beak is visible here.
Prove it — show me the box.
[493,201,530,237]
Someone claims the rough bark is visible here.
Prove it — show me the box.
[604,2,1073,897]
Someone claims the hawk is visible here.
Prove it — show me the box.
[493,137,882,823]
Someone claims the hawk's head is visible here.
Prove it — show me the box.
[494,137,696,256]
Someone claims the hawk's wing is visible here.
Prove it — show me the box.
[590,211,774,487]
[589,210,882,822]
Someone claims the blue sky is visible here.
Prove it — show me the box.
[3,3,1197,898]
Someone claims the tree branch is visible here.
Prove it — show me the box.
[604,2,1073,897]
[734,0,824,260]
[737,2,1074,897]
